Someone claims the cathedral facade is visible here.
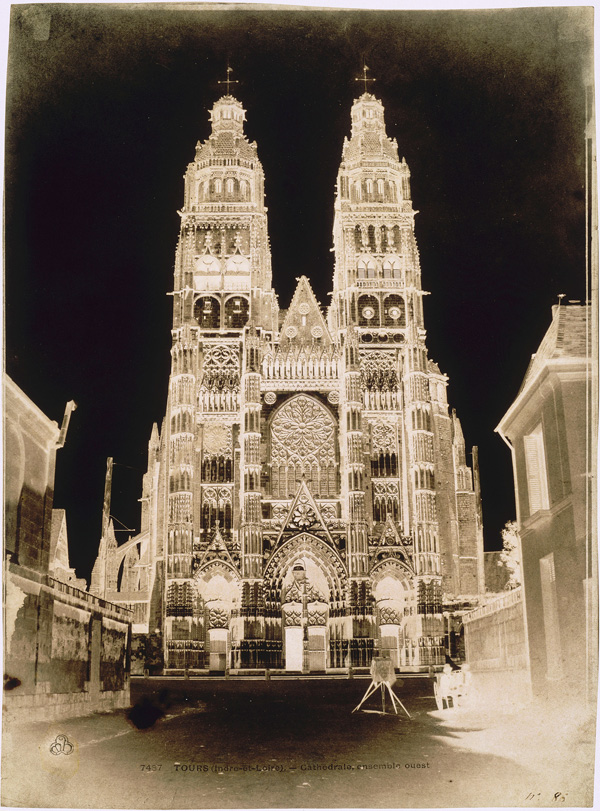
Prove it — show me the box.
[91,91,484,673]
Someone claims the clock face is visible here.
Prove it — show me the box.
[195,255,221,274]
[226,255,250,273]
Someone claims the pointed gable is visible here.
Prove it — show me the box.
[279,276,332,347]
[197,524,240,571]
[369,515,414,570]
[276,479,334,546]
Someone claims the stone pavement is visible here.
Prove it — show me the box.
[1,677,596,808]
[427,695,596,806]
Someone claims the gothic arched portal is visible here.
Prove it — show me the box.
[371,560,415,668]
[194,563,241,671]
[264,532,347,672]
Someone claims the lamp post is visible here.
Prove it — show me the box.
[292,563,308,674]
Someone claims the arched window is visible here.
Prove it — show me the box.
[226,178,235,195]
[357,257,377,279]
[354,225,363,251]
[224,296,249,329]
[194,296,220,329]
[354,181,362,201]
[214,178,222,194]
[383,257,402,279]
[383,295,406,327]
[358,294,380,327]
[377,179,385,197]
[240,180,249,200]
[366,179,374,196]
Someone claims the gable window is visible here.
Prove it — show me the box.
[523,423,549,515]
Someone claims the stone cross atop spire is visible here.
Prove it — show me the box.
[355,63,376,95]
[217,65,239,96]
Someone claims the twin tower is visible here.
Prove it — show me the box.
[92,91,484,673]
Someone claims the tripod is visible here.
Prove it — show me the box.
[352,678,411,718]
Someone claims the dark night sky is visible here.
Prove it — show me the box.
[5,4,591,581]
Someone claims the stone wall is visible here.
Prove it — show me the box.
[4,563,131,722]
[4,377,59,574]
[463,587,531,708]
[4,376,132,721]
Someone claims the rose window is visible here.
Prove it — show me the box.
[291,500,316,529]
[270,395,338,499]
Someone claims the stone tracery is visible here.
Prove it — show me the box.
[270,395,338,499]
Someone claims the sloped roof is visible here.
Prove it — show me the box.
[520,304,590,392]
[195,133,258,163]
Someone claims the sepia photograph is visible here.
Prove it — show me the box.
[2,2,597,808]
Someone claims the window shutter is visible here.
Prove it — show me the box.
[524,425,549,515]
[524,434,542,513]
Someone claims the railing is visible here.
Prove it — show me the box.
[262,356,340,382]
[355,279,404,288]
[184,205,256,214]
[47,576,133,618]
[462,587,522,624]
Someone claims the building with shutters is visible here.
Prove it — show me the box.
[90,90,484,673]
[496,302,596,700]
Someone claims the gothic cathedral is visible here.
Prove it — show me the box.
[91,90,484,673]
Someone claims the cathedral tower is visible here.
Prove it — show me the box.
[329,92,481,601]
[94,87,483,674]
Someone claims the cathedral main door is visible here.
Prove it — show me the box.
[284,627,303,672]
[281,561,329,672]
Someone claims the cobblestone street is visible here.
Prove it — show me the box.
[2,677,595,808]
